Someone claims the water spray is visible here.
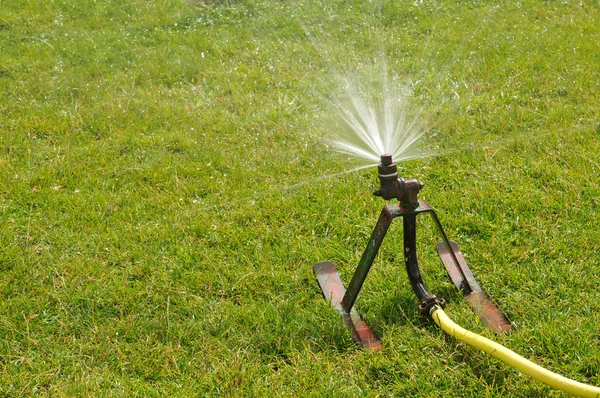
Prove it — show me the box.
[313,153,600,397]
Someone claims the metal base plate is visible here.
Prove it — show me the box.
[437,241,512,334]
[313,262,381,350]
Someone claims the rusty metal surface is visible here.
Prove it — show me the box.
[437,241,512,334]
[313,261,381,350]
[464,292,512,334]
[436,241,480,293]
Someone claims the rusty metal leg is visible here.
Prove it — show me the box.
[341,206,396,312]
[403,214,436,304]
[426,210,475,293]
[436,241,512,334]
[417,201,511,333]
[312,205,398,351]
[313,261,381,350]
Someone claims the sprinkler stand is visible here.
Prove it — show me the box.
[313,154,511,350]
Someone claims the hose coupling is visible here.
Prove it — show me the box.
[418,296,446,316]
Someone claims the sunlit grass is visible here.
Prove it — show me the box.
[1,0,599,396]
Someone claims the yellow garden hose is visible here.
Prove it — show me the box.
[430,305,600,398]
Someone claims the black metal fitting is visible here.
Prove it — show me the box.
[418,296,446,316]
[373,154,423,208]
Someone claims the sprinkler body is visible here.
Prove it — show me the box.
[373,153,423,208]
[313,154,511,350]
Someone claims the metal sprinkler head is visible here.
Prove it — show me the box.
[312,153,511,350]
[373,154,423,209]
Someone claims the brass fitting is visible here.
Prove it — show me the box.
[373,154,423,208]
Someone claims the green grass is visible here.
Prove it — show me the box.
[1,0,600,396]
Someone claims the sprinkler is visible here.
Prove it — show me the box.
[313,153,511,350]
[313,154,600,397]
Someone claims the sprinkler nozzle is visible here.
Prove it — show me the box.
[373,154,423,208]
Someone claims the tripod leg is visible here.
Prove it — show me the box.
[342,206,396,312]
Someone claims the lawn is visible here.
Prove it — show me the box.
[1,0,599,396]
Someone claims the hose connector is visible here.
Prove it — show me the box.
[419,296,446,316]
